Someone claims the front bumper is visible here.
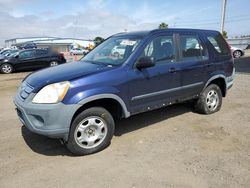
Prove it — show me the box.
[14,91,80,141]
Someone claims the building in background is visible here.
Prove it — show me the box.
[227,37,250,49]
[5,37,95,52]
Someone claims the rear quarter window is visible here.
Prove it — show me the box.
[179,35,208,61]
[207,33,230,56]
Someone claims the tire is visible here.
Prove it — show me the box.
[49,61,58,67]
[67,107,115,155]
[1,63,13,74]
[195,84,222,114]
[233,50,242,58]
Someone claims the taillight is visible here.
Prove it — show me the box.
[59,53,65,59]
[224,40,233,56]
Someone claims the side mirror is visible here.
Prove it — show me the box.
[15,55,19,58]
[136,57,155,70]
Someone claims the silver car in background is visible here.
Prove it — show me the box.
[70,48,89,55]
[230,46,245,58]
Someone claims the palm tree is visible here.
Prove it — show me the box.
[222,31,228,39]
[158,22,168,29]
[94,37,105,46]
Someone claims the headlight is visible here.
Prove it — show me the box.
[3,59,8,62]
[32,81,70,104]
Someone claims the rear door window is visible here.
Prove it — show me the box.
[179,35,208,61]
[36,49,48,56]
[207,34,230,55]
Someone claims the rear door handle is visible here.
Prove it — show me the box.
[169,67,177,73]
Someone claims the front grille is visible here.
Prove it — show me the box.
[19,82,34,100]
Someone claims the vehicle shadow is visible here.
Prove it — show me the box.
[115,102,193,136]
[21,102,193,156]
[21,126,73,156]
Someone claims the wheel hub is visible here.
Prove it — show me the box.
[85,127,95,136]
[206,90,219,111]
[74,116,107,149]
[2,65,12,73]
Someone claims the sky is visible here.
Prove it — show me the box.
[0,0,250,46]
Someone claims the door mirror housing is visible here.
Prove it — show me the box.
[136,57,155,69]
[14,54,19,58]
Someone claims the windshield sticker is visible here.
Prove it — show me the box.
[120,40,137,46]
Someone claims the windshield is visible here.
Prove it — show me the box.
[9,51,19,57]
[2,50,10,55]
[83,36,142,66]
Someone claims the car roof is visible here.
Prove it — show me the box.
[19,48,47,53]
[112,28,219,37]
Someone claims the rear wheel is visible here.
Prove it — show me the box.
[195,84,222,114]
[67,107,115,155]
[1,63,13,74]
[233,50,242,58]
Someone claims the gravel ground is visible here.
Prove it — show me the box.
[0,60,249,188]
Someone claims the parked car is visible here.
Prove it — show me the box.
[70,48,89,55]
[18,43,37,50]
[14,29,234,155]
[230,46,245,58]
[0,48,66,74]
[111,45,126,57]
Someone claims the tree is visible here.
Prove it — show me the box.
[222,31,228,39]
[158,22,168,29]
[94,36,105,46]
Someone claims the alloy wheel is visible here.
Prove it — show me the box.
[1,64,12,74]
[50,61,58,67]
[74,116,108,149]
[234,51,242,58]
[206,90,219,111]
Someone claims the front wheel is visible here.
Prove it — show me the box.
[195,84,222,114]
[67,107,115,155]
[1,63,13,74]
[49,61,58,67]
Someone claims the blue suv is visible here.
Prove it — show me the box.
[14,29,235,155]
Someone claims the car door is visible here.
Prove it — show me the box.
[176,33,209,100]
[15,50,37,70]
[128,33,182,114]
[35,49,50,68]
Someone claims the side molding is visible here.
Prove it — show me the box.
[77,94,130,118]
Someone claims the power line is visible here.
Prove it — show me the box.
[173,17,250,27]
[174,14,250,25]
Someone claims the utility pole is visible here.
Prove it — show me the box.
[220,0,227,33]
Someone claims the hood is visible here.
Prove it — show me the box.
[25,61,113,92]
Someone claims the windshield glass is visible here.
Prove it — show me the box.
[9,51,19,57]
[83,36,142,66]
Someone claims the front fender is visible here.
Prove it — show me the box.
[63,87,130,118]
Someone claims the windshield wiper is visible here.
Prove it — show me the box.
[85,60,104,65]
[86,60,120,67]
